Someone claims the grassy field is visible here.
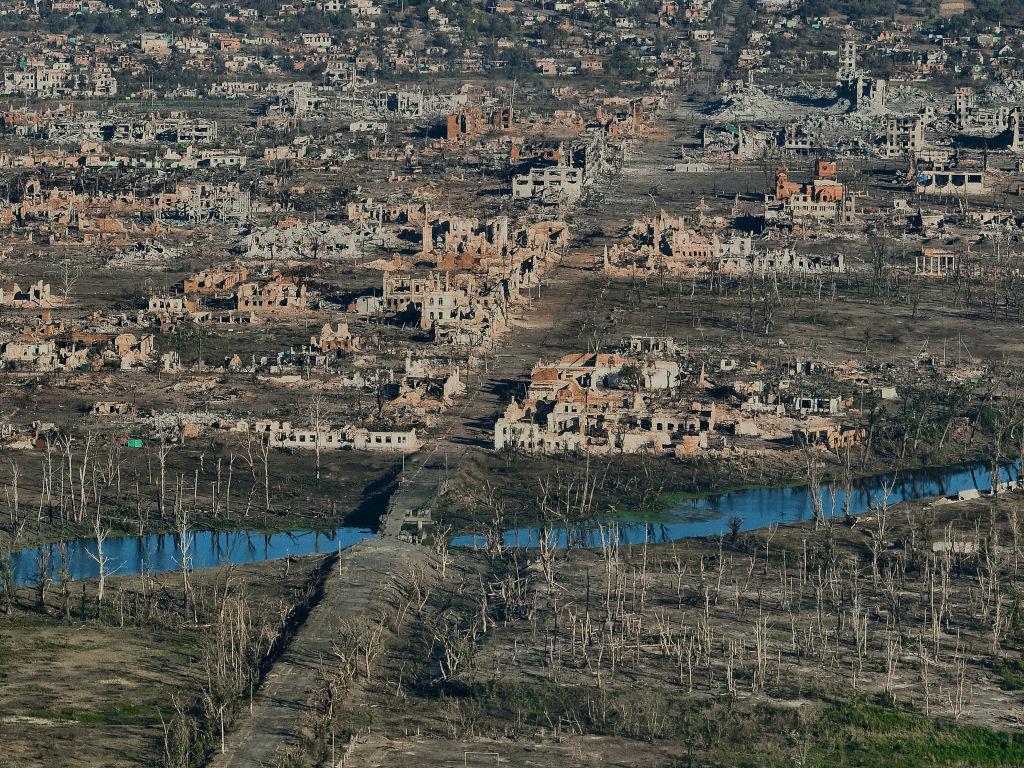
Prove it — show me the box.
[0,555,330,767]
[277,492,1024,768]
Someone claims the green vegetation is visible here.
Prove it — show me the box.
[801,0,899,18]
[969,0,1024,23]
[792,311,842,328]
[820,701,1024,768]
[995,658,1024,691]
[418,682,1024,767]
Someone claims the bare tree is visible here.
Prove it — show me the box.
[0,552,14,615]
[87,498,112,614]
[55,257,83,302]
[176,490,194,620]
[156,436,171,518]
[58,542,72,621]
[31,546,52,612]
[8,459,20,520]
[258,438,271,514]
[805,452,824,528]
[306,392,327,485]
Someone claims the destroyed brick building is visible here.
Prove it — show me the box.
[4,5,1024,765]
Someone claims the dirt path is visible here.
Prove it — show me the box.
[383,123,685,531]
[208,539,423,768]
[204,251,601,768]
[204,95,689,768]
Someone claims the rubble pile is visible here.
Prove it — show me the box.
[705,82,850,123]
[242,220,361,262]
[106,241,181,269]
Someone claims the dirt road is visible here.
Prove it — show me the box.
[207,539,423,767]
[205,93,692,768]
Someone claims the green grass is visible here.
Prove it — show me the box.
[813,700,1024,768]
[793,312,841,328]
[419,680,1024,767]
[994,658,1024,691]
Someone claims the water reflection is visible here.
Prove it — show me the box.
[11,526,374,587]
[9,462,1019,583]
[452,460,1020,549]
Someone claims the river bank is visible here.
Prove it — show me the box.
[11,456,1018,586]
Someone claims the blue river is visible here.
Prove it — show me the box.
[451,459,1020,549]
[11,526,374,587]
[7,460,1020,585]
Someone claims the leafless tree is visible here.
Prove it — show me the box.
[58,542,72,621]
[55,257,83,301]
[156,436,171,518]
[87,498,112,613]
[805,452,824,528]
[8,459,20,520]
[258,438,272,514]
[31,545,52,612]
[176,490,194,621]
[306,392,327,485]
[0,552,14,615]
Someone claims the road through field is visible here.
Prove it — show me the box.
[206,81,708,768]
